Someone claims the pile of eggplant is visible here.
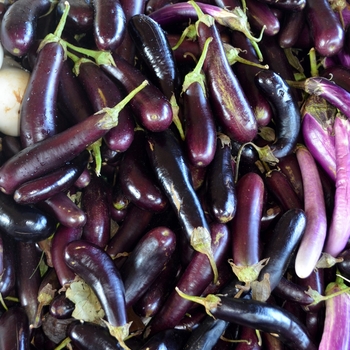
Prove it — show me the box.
[0,0,350,349]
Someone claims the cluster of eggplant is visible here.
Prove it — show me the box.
[1,0,350,349]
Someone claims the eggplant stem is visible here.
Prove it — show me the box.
[54,337,72,350]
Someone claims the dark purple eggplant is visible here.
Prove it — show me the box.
[0,233,16,297]
[0,306,30,349]
[92,0,126,51]
[255,69,301,159]
[337,249,350,279]
[258,208,307,292]
[0,80,147,195]
[245,0,280,36]
[0,191,57,242]
[206,133,236,224]
[121,226,177,308]
[278,9,306,48]
[230,30,273,127]
[0,0,53,57]
[229,172,265,285]
[64,240,129,346]
[13,150,90,205]
[191,2,258,143]
[145,128,215,269]
[181,37,217,168]
[67,321,125,350]
[118,130,168,212]
[74,58,135,153]
[16,241,42,327]
[305,0,345,57]
[265,169,303,211]
[145,222,230,337]
[51,225,83,288]
[81,173,111,248]
[176,290,317,350]
[20,41,64,148]
[106,203,154,260]
[36,192,87,228]
[49,293,75,319]
[114,0,147,64]
[57,0,94,34]
[128,13,181,101]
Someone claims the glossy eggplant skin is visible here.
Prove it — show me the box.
[206,296,317,350]
[258,208,307,291]
[206,133,236,224]
[128,13,181,100]
[255,69,301,159]
[121,226,177,308]
[145,129,210,246]
[64,240,127,328]
[0,0,52,57]
[92,0,126,51]
[0,233,16,297]
[0,191,57,242]
[68,321,124,350]
[0,306,31,350]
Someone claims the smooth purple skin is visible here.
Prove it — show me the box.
[306,0,345,57]
[295,146,327,279]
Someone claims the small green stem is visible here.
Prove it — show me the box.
[309,47,319,77]
[0,294,8,311]
[54,337,72,350]
[64,40,115,66]
[182,36,212,95]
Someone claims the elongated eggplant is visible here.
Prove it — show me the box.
[0,191,57,242]
[121,226,177,308]
[255,69,301,159]
[176,290,317,350]
[145,222,229,337]
[128,13,181,100]
[106,203,154,259]
[118,130,168,212]
[191,1,258,143]
[37,192,87,228]
[92,0,126,51]
[0,306,30,349]
[51,225,83,288]
[319,276,350,349]
[182,37,217,167]
[305,0,344,57]
[206,133,236,224]
[145,128,215,269]
[258,208,307,292]
[13,150,90,205]
[103,55,173,132]
[324,116,350,257]
[0,0,52,57]
[64,239,130,346]
[229,172,265,283]
[295,146,327,279]
[265,169,303,211]
[0,80,146,194]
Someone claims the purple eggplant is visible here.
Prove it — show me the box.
[121,226,177,308]
[176,289,317,350]
[294,145,327,279]
[319,276,350,349]
[91,0,126,51]
[255,69,301,159]
[0,0,52,57]
[64,239,130,347]
[324,116,350,257]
